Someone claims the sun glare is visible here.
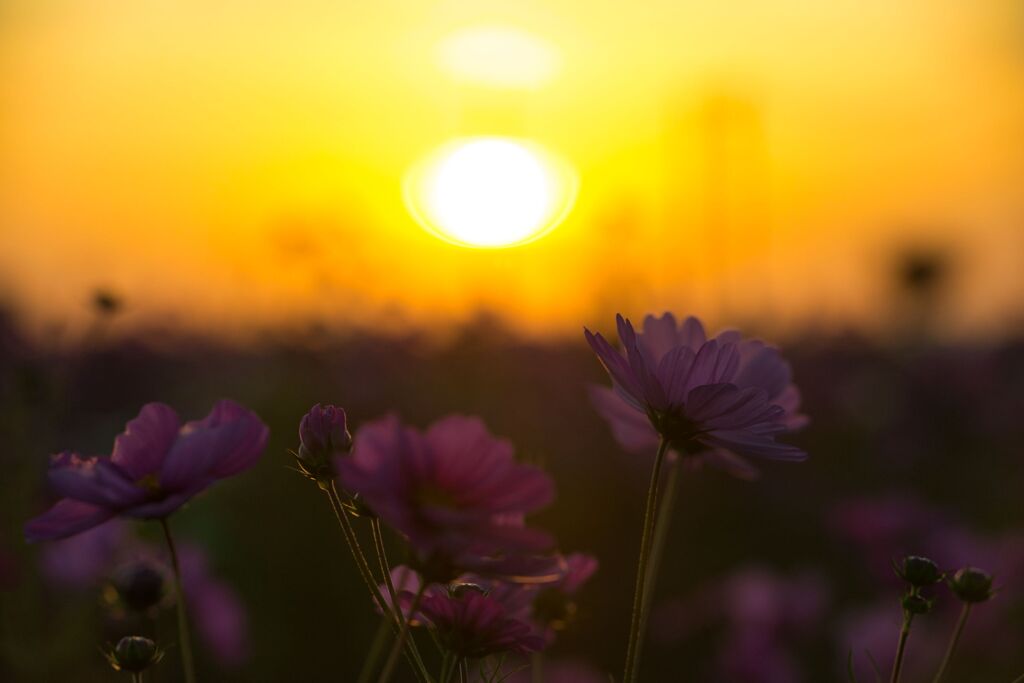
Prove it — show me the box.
[437,26,561,89]
[404,137,577,249]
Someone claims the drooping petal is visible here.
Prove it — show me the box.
[110,403,181,480]
[47,453,146,508]
[700,429,807,461]
[25,498,115,542]
[588,386,659,453]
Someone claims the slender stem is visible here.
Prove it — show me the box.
[132,673,143,683]
[458,659,468,683]
[623,438,671,683]
[324,485,430,682]
[438,653,455,683]
[378,583,427,683]
[357,616,393,683]
[159,518,197,683]
[1010,673,1024,683]
[639,456,681,637]
[889,611,915,683]
[531,652,543,683]
[931,603,971,683]
[325,484,388,612]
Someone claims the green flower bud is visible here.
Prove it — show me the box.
[104,636,164,673]
[949,567,994,603]
[894,555,943,588]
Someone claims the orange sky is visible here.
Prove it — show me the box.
[1,0,1022,341]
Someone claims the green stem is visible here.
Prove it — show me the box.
[132,673,143,683]
[623,437,671,683]
[378,583,427,683]
[324,485,429,682]
[370,518,429,679]
[159,518,197,683]
[931,603,971,683]
[531,652,543,683]
[639,456,681,638]
[438,653,455,683]
[357,616,393,683]
[889,610,915,683]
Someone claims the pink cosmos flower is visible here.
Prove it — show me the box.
[585,313,807,475]
[25,400,269,542]
[418,587,545,658]
[338,415,554,578]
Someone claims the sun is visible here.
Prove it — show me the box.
[405,137,577,249]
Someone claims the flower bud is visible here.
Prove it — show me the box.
[949,567,994,603]
[113,562,166,613]
[901,592,932,615]
[295,404,352,482]
[105,636,164,673]
[894,555,943,588]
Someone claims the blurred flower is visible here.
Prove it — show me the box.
[653,566,828,683]
[418,587,545,658]
[338,414,554,581]
[585,313,806,477]
[40,519,127,587]
[25,400,269,541]
[38,524,250,667]
[112,560,166,612]
[295,403,351,483]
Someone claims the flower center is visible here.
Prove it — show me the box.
[135,474,162,495]
[649,410,705,453]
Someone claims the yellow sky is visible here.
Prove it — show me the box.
[1,0,1022,340]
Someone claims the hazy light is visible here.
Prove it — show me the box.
[437,26,561,89]
[405,137,577,248]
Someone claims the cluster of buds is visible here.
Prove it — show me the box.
[893,555,995,616]
[893,555,943,615]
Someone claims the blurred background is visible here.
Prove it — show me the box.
[1,0,1023,680]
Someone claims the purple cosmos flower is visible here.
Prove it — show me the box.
[25,400,269,542]
[418,586,545,658]
[338,414,555,579]
[585,313,807,475]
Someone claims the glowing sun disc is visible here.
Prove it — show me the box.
[405,137,577,248]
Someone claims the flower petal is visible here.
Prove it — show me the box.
[588,386,660,453]
[617,314,668,410]
[584,328,644,409]
[110,403,181,480]
[47,453,146,508]
[24,498,115,542]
